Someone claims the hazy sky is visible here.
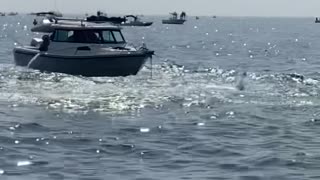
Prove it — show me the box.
[1,0,319,17]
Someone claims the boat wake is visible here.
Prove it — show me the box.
[0,62,319,114]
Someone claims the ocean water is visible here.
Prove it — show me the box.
[1,15,320,179]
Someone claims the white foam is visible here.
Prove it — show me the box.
[197,122,205,126]
[140,128,150,133]
[17,161,32,167]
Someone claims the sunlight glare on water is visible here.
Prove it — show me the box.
[0,15,320,180]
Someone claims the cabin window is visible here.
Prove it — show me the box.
[53,30,73,42]
[112,31,125,43]
[52,29,125,44]
[53,30,102,43]
[102,31,115,43]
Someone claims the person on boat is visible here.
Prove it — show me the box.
[67,31,82,42]
[180,11,186,20]
[33,19,38,26]
[39,35,50,51]
[86,31,100,43]
[170,12,178,20]
[67,31,100,43]
[133,16,138,22]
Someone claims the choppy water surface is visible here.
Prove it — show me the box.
[1,15,320,179]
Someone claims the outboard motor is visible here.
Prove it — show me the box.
[39,35,50,52]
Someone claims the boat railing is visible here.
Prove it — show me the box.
[42,17,118,26]
[51,17,86,25]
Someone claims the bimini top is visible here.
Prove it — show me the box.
[31,18,121,33]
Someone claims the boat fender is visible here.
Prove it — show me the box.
[39,35,50,52]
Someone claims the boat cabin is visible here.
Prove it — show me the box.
[31,20,127,45]
[14,17,154,77]
[51,28,125,44]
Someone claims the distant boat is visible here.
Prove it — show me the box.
[121,15,153,26]
[162,11,187,25]
[212,15,217,18]
[8,12,18,16]
[31,11,63,17]
[315,17,320,23]
[195,16,199,20]
[0,12,5,16]
[86,11,126,24]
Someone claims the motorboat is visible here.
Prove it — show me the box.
[162,12,186,24]
[31,11,63,17]
[316,17,320,23]
[86,11,126,24]
[8,12,18,16]
[120,15,153,27]
[13,18,154,77]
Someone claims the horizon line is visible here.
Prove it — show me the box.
[1,10,319,18]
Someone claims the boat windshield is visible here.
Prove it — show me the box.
[52,29,125,43]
